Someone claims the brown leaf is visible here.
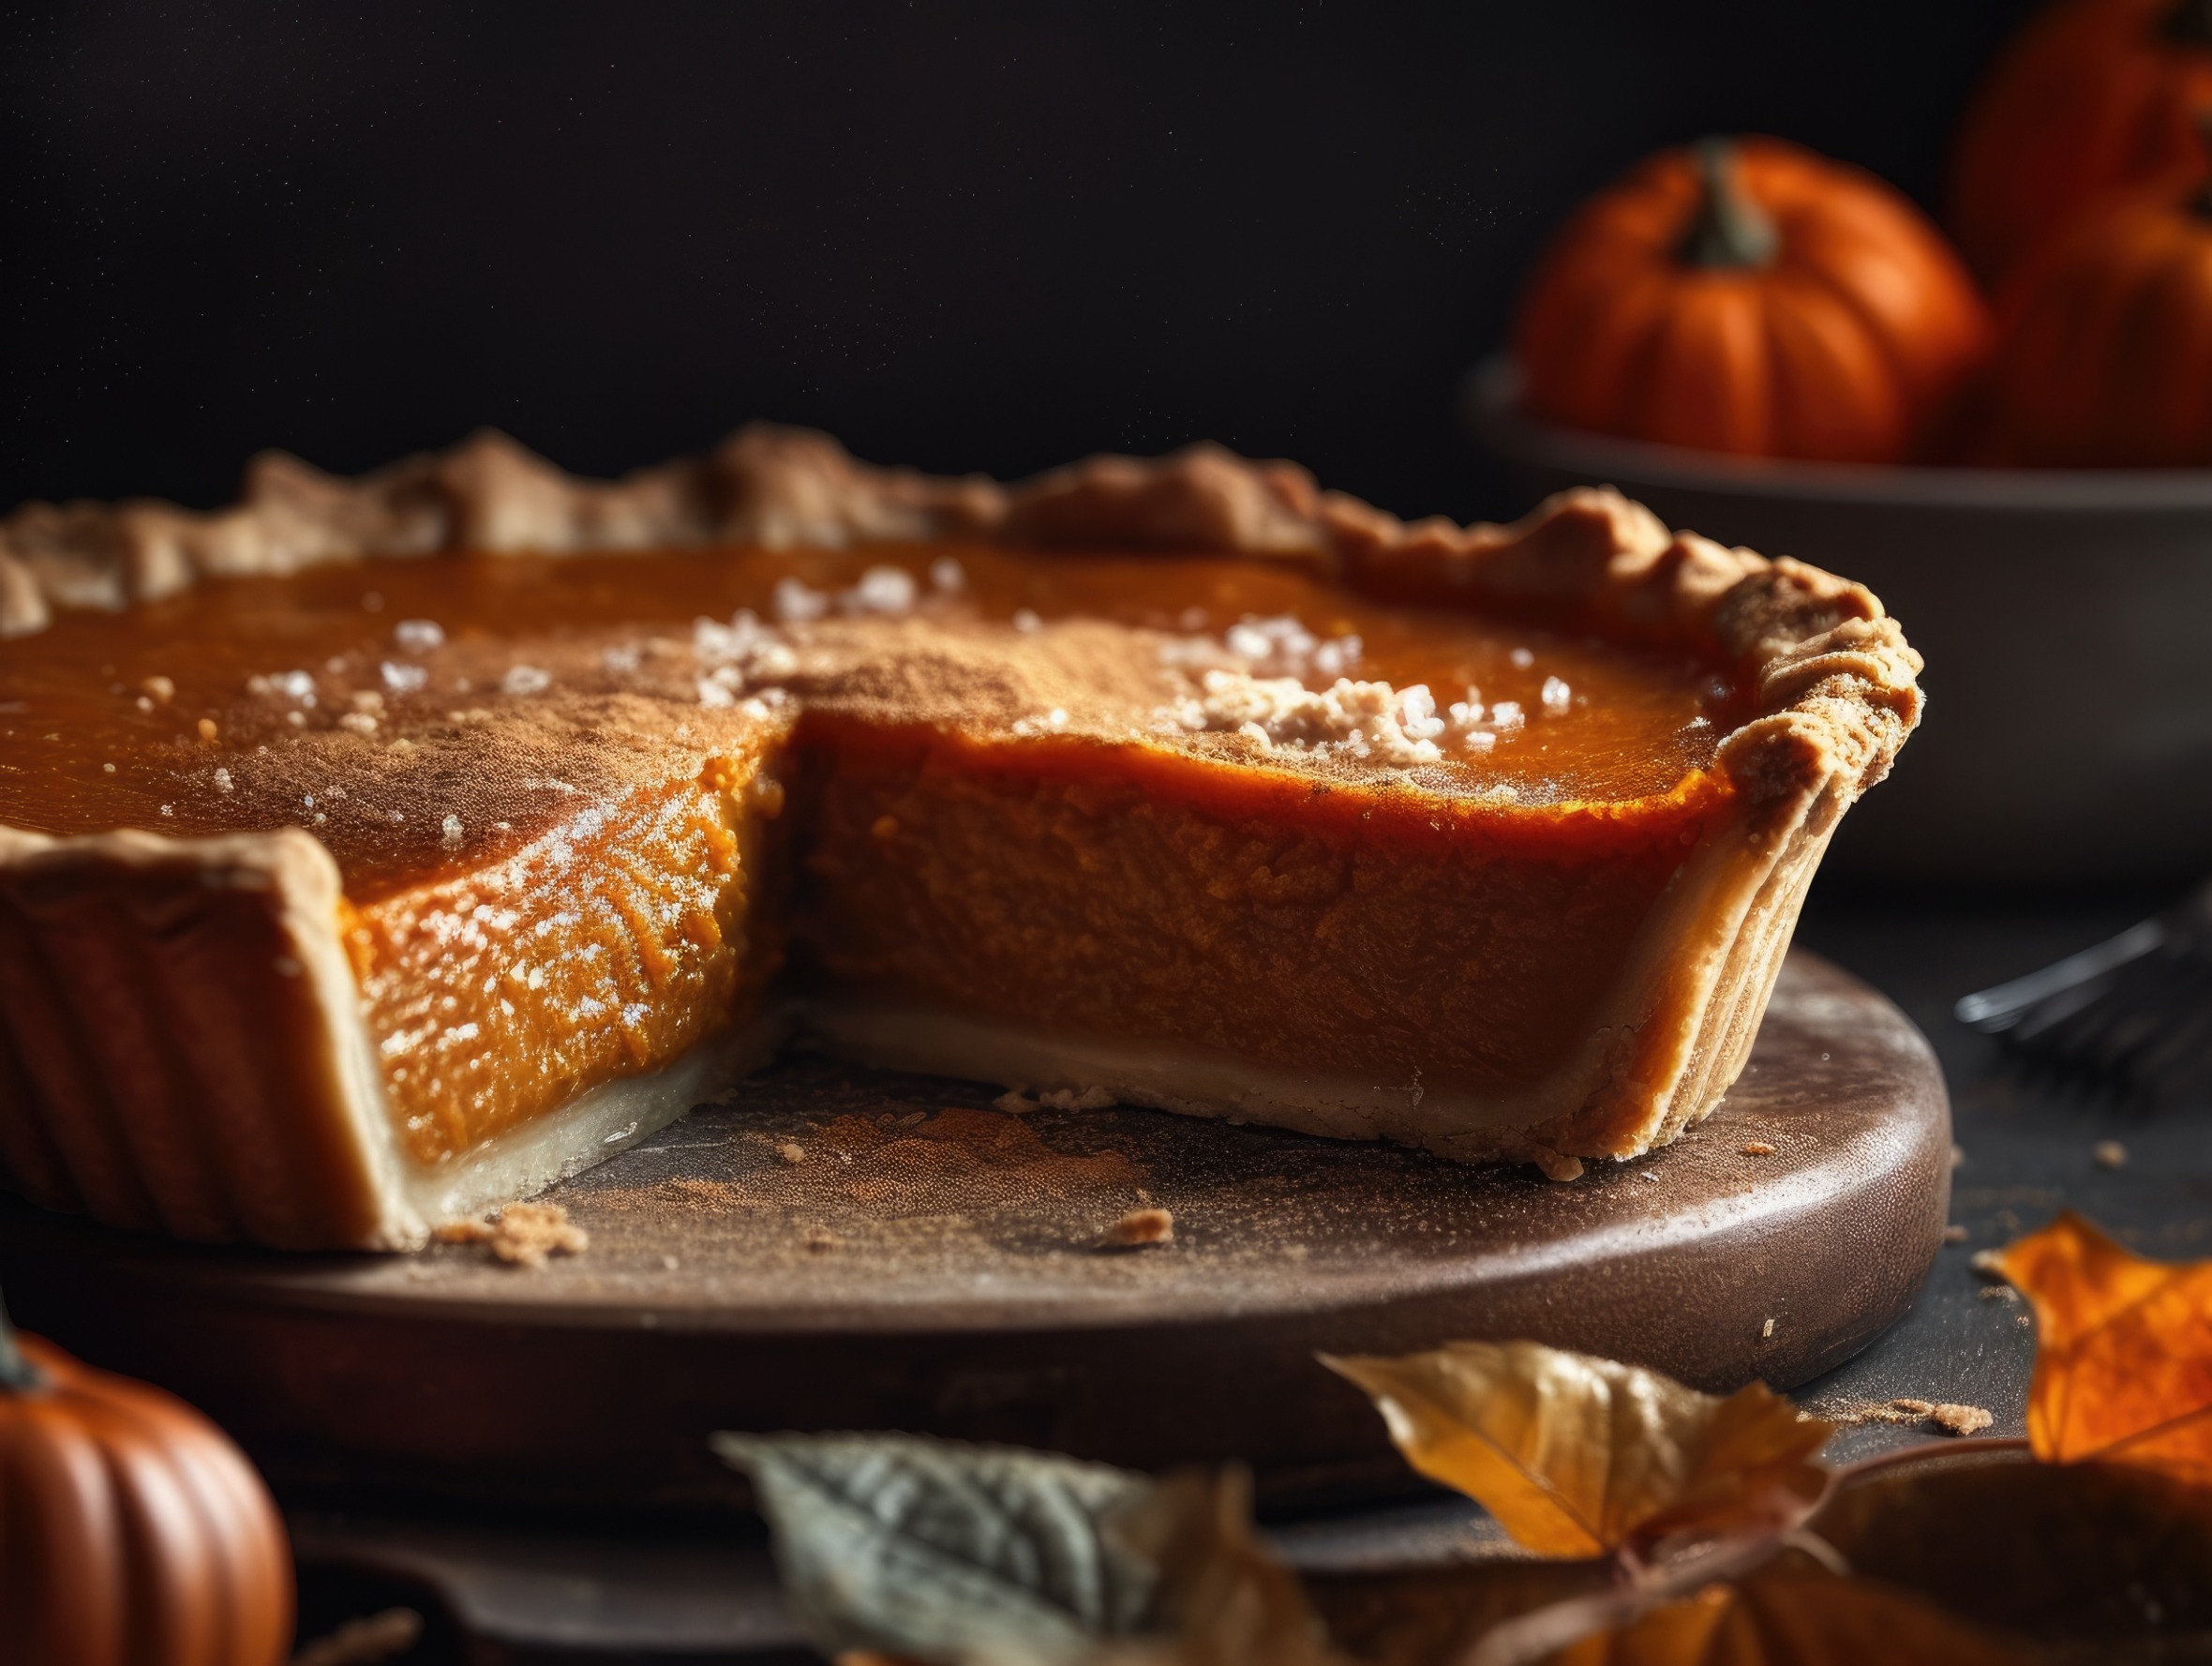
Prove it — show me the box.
[1085,1466,1346,1666]
[1998,1211,2212,1479]
[1322,1342,1832,1558]
[1306,1561,1614,1666]
[1810,1445,2212,1642]
[1546,1567,2030,1666]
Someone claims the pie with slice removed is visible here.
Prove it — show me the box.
[0,428,1920,1249]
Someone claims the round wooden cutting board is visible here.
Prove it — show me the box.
[0,950,1949,1512]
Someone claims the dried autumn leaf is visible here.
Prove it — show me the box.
[1999,1210,2212,1481]
[716,1433,1341,1666]
[713,1432,1158,1662]
[1306,1560,1615,1666]
[1081,1466,1346,1666]
[1322,1342,1832,1559]
[1542,1567,2029,1666]
[1808,1446,2212,1642]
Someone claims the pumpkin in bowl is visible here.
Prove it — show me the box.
[1514,136,1991,465]
[1950,0,2212,285]
[1991,143,2212,466]
[0,1292,293,1666]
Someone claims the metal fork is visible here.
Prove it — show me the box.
[1955,881,2212,1101]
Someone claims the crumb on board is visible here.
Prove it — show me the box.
[1831,1398,1998,1438]
[1530,1147,1584,1183]
[2093,1139,2128,1170]
[1969,1249,2008,1280]
[996,1085,1118,1115]
[1741,1141,1777,1156]
[1039,1085,1117,1112]
[1931,1402,1995,1436]
[1099,1207,1175,1249]
[776,1141,807,1164]
[1943,1223,1969,1245]
[1822,1399,1927,1428]
[1760,1317,1774,1339]
[1951,1143,1966,1169]
[1978,1284,2020,1303]
[1898,1398,1997,1435]
[432,1202,589,1268]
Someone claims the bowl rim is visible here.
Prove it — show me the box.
[1463,355,2212,513]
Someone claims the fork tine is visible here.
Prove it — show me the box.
[1957,881,2212,1102]
[2138,1003,2212,1084]
[1955,918,2168,1030]
[2021,962,2198,1074]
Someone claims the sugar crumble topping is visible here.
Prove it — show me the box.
[1218,612,1363,680]
[1140,609,1571,769]
[159,578,1620,858]
[1156,669,1471,767]
[772,576,830,623]
[247,669,319,707]
[843,564,918,616]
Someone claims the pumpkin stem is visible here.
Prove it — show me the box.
[0,1288,44,1392]
[1678,138,1779,270]
[2160,0,2212,47]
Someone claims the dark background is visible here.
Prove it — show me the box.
[4,1,2040,526]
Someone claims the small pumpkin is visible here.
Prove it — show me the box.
[1514,136,1992,465]
[1950,0,2212,284]
[0,1290,293,1666]
[1991,136,2212,466]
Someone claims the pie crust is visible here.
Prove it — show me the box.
[0,428,1921,1249]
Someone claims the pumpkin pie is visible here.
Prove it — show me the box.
[0,428,1921,1249]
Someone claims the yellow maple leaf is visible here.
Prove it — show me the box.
[1321,1342,1832,1560]
[1999,1210,2212,1482]
[1546,1568,2029,1666]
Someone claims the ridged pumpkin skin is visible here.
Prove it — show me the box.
[1515,137,1992,465]
[0,1333,292,1666]
[1950,0,2212,285]
[1993,174,2212,465]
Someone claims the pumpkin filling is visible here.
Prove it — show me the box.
[0,544,1745,1170]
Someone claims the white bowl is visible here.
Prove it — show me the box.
[1466,356,2212,884]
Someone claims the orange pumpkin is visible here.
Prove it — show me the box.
[0,1294,293,1666]
[1515,137,1992,464]
[1992,149,2212,465]
[1950,0,2212,284]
